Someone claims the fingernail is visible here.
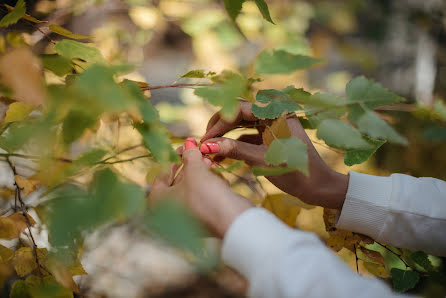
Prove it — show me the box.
[200,142,219,154]
[185,137,198,150]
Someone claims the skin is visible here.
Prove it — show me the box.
[150,102,349,238]
[201,101,349,210]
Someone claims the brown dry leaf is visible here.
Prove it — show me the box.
[0,47,46,106]
[262,114,291,146]
[359,246,385,265]
[262,194,301,227]
[14,175,40,195]
[0,217,20,239]
[363,261,390,278]
[7,212,36,232]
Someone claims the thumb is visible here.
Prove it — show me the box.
[182,147,204,167]
[202,138,266,166]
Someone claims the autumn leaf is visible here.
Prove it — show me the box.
[0,47,46,106]
[0,216,20,239]
[3,102,34,124]
[13,247,37,277]
[0,244,14,262]
[8,212,36,233]
[15,175,40,195]
[262,194,301,227]
[262,114,291,146]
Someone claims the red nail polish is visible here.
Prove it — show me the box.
[185,137,197,150]
[200,143,219,154]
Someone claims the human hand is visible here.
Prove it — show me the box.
[149,138,254,238]
[200,102,349,210]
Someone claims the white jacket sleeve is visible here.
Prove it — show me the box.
[222,208,405,298]
[337,171,446,256]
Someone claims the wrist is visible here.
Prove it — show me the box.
[313,170,349,210]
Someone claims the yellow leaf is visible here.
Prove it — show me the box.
[262,194,300,227]
[262,114,291,146]
[363,261,390,278]
[0,47,45,106]
[48,24,90,40]
[3,102,34,124]
[68,258,87,276]
[0,217,20,239]
[0,244,14,262]
[0,35,5,54]
[13,247,36,276]
[7,212,36,232]
[14,175,39,195]
[46,259,81,293]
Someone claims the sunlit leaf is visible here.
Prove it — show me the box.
[316,119,372,150]
[0,0,26,27]
[4,4,45,24]
[41,54,73,76]
[262,195,300,226]
[264,137,308,175]
[262,114,291,146]
[54,40,105,64]
[255,50,322,74]
[391,268,419,292]
[3,102,34,124]
[195,74,245,120]
[252,89,301,119]
[356,111,408,145]
[363,262,390,278]
[0,47,45,106]
[253,0,274,24]
[181,69,206,78]
[49,24,90,40]
[344,138,385,166]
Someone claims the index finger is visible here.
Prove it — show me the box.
[201,101,258,142]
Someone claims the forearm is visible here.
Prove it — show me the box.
[223,208,405,298]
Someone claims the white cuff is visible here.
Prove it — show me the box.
[222,208,316,281]
[336,171,392,239]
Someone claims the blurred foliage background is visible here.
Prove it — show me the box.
[0,0,445,297]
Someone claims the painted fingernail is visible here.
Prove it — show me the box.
[200,143,219,154]
[185,137,198,150]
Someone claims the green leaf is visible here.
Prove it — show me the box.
[54,40,105,64]
[194,75,245,119]
[344,138,385,166]
[145,200,206,252]
[136,123,179,165]
[41,54,73,76]
[73,149,107,167]
[264,137,308,175]
[0,0,26,27]
[62,109,99,145]
[434,99,446,121]
[74,65,129,112]
[316,119,372,150]
[223,0,245,21]
[409,251,435,272]
[356,111,408,145]
[3,102,34,124]
[346,76,402,108]
[0,122,34,152]
[49,24,90,39]
[255,50,322,74]
[123,80,158,124]
[181,69,206,78]
[252,89,301,119]
[252,166,296,176]
[391,268,420,292]
[253,0,274,24]
[10,280,31,298]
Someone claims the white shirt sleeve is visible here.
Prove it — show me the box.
[222,208,405,298]
[337,171,446,256]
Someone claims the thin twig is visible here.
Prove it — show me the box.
[354,244,359,274]
[141,83,212,91]
[99,154,152,165]
[6,157,43,276]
